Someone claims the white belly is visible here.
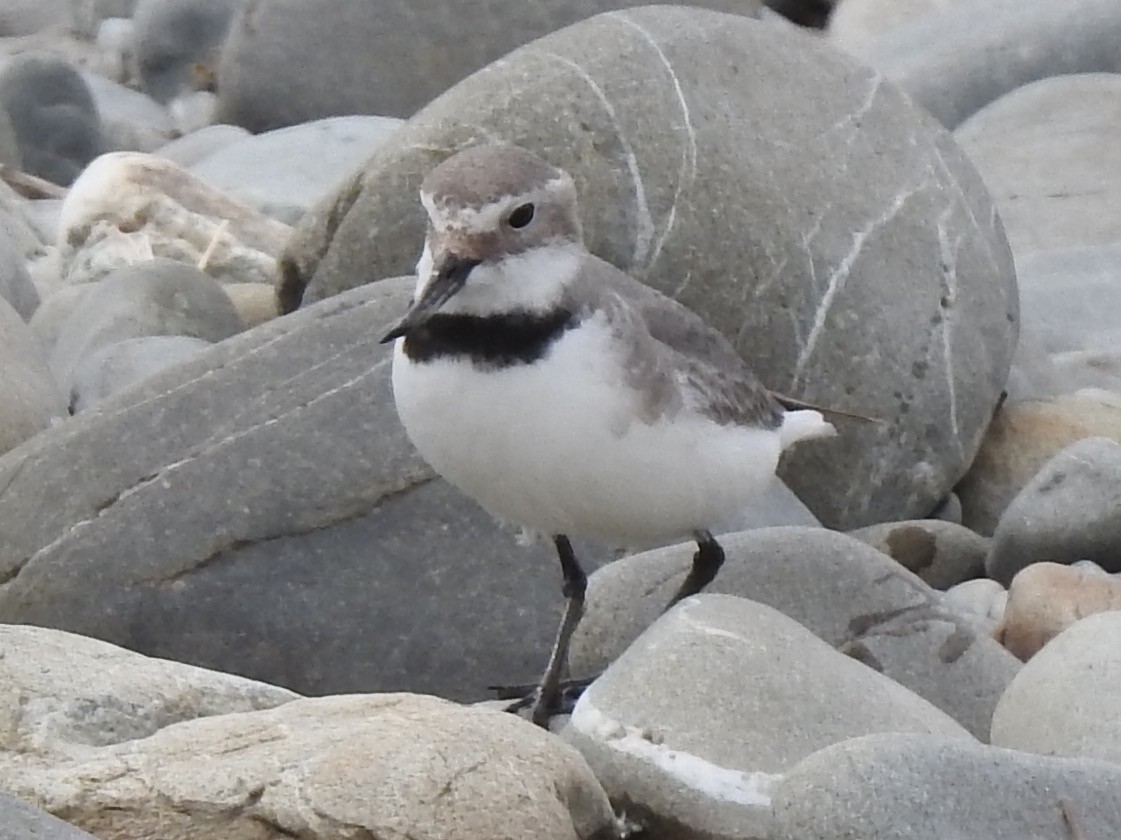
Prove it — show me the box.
[390,319,782,546]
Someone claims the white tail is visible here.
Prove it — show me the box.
[779,409,837,450]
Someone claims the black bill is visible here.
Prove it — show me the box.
[380,254,481,343]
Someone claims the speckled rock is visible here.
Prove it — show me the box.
[0,296,66,456]
[955,73,1121,256]
[956,393,1121,535]
[987,437,1121,583]
[991,611,1121,765]
[863,0,1121,128]
[284,5,1017,530]
[771,733,1121,839]
[0,279,610,701]
[570,527,1020,740]
[2,694,618,840]
[994,562,1121,660]
[848,519,987,588]
[562,595,972,840]
[215,0,764,130]
[59,151,291,286]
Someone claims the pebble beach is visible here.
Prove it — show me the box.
[1,1,1120,838]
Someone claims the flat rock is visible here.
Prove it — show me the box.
[562,595,971,840]
[848,519,987,589]
[2,694,618,840]
[0,295,66,456]
[132,0,239,103]
[770,732,1121,839]
[189,115,403,223]
[995,561,1121,660]
[215,0,764,130]
[956,73,1121,256]
[991,611,1121,764]
[0,52,104,186]
[570,526,1020,740]
[956,392,1121,535]
[59,151,291,286]
[987,437,1121,583]
[49,258,243,390]
[0,792,98,840]
[0,279,607,701]
[68,334,214,412]
[0,624,297,762]
[284,5,1017,530]
[863,0,1121,128]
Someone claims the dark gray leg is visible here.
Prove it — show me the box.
[665,529,725,609]
[527,534,587,727]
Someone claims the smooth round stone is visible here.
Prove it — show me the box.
[0,296,66,457]
[956,393,1121,535]
[215,0,764,130]
[848,519,987,589]
[987,437,1121,583]
[155,123,249,167]
[80,70,175,152]
[956,74,1121,256]
[0,0,69,36]
[189,116,403,223]
[864,0,1121,128]
[992,610,1121,763]
[994,562,1121,660]
[0,106,21,169]
[69,335,214,412]
[0,53,105,186]
[132,0,240,104]
[28,284,92,355]
[70,0,141,38]
[221,281,277,329]
[771,733,1121,839]
[284,6,1017,529]
[561,595,971,839]
[0,792,99,840]
[829,0,959,57]
[94,17,135,83]
[943,577,1006,634]
[49,258,243,388]
[0,227,39,320]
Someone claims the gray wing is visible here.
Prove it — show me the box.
[572,254,784,430]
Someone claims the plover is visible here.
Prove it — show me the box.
[382,144,837,726]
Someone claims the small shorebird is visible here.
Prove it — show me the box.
[382,144,836,726]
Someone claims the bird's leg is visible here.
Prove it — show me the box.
[664,529,725,610]
[507,535,587,727]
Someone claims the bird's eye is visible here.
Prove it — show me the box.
[507,203,535,229]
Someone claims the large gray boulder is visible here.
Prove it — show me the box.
[215,0,763,129]
[0,279,602,700]
[282,5,1017,529]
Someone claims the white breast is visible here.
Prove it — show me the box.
[390,315,786,547]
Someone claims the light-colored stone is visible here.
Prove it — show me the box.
[956,73,1121,256]
[987,437,1121,583]
[284,6,1017,530]
[0,226,38,319]
[563,595,972,840]
[59,151,291,286]
[994,562,1121,660]
[571,527,1020,740]
[0,624,297,762]
[80,69,176,152]
[49,258,243,389]
[3,694,618,840]
[221,281,278,328]
[991,611,1121,764]
[956,392,1121,535]
[0,296,66,456]
[849,519,987,589]
[828,0,960,57]
[155,122,250,167]
[771,732,1121,839]
[943,577,1006,634]
[863,0,1121,128]
[28,284,92,354]
[189,115,403,223]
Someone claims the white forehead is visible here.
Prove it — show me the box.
[420,176,571,233]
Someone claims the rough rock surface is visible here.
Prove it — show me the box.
[569,526,1020,740]
[562,595,972,840]
[283,5,1017,530]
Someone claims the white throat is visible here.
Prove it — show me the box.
[415,241,584,316]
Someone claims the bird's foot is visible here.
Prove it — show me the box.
[491,675,598,726]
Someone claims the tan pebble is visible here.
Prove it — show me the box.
[994,561,1121,660]
[222,282,278,329]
